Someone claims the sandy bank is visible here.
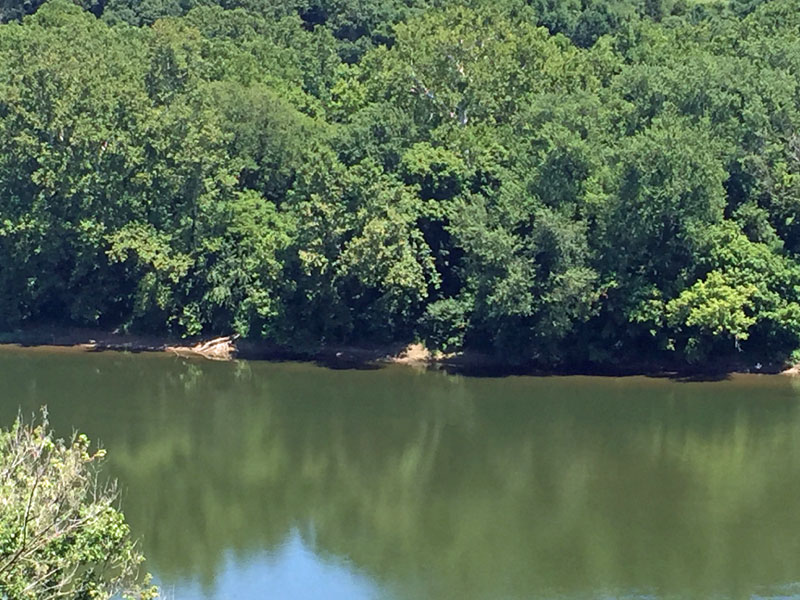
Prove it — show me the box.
[0,327,493,369]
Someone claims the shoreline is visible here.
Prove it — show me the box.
[0,327,498,371]
[0,327,792,378]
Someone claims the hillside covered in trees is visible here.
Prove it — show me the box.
[2,0,800,368]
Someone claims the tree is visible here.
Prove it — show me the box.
[665,270,757,361]
[0,412,157,600]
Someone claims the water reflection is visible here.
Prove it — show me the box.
[167,531,383,600]
[2,348,800,599]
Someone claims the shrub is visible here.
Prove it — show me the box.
[0,411,157,600]
[418,298,470,353]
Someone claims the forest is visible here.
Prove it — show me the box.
[1,0,800,367]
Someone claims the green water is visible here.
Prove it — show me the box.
[2,347,800,599]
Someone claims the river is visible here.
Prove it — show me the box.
[1,346,800,599]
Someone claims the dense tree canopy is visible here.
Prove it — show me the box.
[2,0,800,367]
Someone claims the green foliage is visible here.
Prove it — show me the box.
[3,0,800,366]
[418,296,470,352]
[666,270,757,360]
[0,412,156,600]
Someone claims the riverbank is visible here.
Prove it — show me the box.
[0,327,485,369]
[0,327,791,377]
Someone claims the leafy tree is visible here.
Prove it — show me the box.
[0,412,157,600]
[666,270,757,361]
[595,115,727,311]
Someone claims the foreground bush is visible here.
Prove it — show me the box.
[0,412,157,600]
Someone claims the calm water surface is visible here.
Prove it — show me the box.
[2,347,800,599]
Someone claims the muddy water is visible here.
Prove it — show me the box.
[1,347,800,599]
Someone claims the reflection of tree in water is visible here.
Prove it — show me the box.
[3,349,800,599]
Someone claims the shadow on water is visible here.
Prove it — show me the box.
[2,347,800,599]
[432,360,742,382]
[312,358,385,371]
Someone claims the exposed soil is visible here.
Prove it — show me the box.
[0,327,443,366]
